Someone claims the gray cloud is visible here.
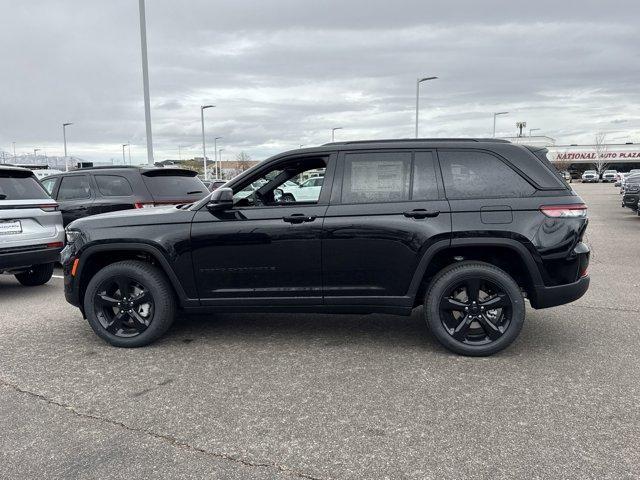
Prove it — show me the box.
[1,0,639,163]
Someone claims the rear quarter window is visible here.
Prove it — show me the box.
[439,150,536,199]
[0,171,50,200]
[141,171,207,200]
[95,175,133,196]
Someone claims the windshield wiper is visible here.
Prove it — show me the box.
[187,190,203,195]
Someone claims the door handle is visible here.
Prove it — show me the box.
[283,214,316,224]
[403,209,440,219]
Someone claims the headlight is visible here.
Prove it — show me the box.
[65,228,82,244]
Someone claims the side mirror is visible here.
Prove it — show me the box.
[206,187,233,212]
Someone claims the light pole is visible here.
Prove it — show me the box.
[529,128,540,137]
[12,142,16,162]
[138,0,154,165]
[299,144,304,149]
[331,127,343,142]
[214,136,222,178]
[62,122,73,171]
[122,144,129,164]
[492,112,509,137]
[415,76,438,138]
[200,105,215,180]
[218,148,224,178]
[33,148,40,162]
[128,144,132,164]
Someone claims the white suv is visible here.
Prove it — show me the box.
[0,166,64,286]
[601,169,618,183]
[581,170,598,183]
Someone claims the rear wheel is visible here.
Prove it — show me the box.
[424,262,525,356]
[281,193,296,203]
[84,260,176,347]
[15,263,54,286]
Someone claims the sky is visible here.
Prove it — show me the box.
[1,0,639,164]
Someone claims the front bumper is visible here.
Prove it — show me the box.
[0,245,62,271]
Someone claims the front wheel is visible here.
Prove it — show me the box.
[83,260,176,347]
[15,263,54,286]
[424,262,525,356]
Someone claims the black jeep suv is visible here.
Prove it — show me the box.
[62,139,590,356]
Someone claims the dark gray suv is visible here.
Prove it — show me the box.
[0,166,64,285]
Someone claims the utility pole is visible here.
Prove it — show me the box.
[493,112,508,137]
[415,76,438,138]
[139,0,154,165]
[62,122,73,172]
[122,144,129,164]
[200,105,215,180]
[331,127,343,142]
[214,137,222,178]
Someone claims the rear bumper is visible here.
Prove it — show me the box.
[529,275,590,309]
[0,246,62,271]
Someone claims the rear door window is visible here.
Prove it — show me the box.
[58,175,92,200]
[0,170,50,200]
[342,152,411,203]
[439,150,535,199]
[95,175,133,196]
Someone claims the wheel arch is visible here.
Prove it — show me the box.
[76,243,194,312]
[408,238,543,307]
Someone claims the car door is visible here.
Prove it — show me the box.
[322,149,451,308]
[56,174,94,226]
[190,153,335,306]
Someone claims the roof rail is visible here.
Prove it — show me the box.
[74,165,145,171]
[323,138,511,146]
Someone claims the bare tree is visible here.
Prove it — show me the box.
[235,151,252,172]
[594,132,609,174]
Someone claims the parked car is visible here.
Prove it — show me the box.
[615,173,627,188]
[277,175,324,202]
[0,165,64,286]
[621,174,640,211]
[581,170,598,183]
[601,170,618,183]
[620,171,640,195]
[62,139,590,356]
[41,166,208,226]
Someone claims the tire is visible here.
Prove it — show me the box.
[15,263,54,286]
[83,260,176,348]
[282,193,296,203]
[424,261,525,356]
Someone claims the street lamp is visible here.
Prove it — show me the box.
[122,144,129,164]
[138,0,154,165]
[200,105,215,180]
[218,149,224,179]
[529,128,541,137]
[415,76,438,138]
[214,136,222,178]
[33,148,40,161]
[12,142,16,162]
[492,112,509,137]
[62,122,73,171]
[331,127,343,142]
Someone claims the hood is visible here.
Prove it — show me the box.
[68,205,196,231]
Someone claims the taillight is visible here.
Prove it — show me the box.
[540,204,587,218]
[47,241,64,248]
[39,204,59,212]
[134,202,156,209]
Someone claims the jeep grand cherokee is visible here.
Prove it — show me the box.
[61,139,590,356]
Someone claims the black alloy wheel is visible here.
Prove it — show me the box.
[84,260,176,347]
[94,276,154,337]
[425,262,525,356]
[439,277,512,345]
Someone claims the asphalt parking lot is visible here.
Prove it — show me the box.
[1,182,638,480]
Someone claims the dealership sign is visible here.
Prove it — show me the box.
[551,150,640,162]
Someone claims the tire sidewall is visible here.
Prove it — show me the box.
[425,263,525,356]
[83,262,175,348]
